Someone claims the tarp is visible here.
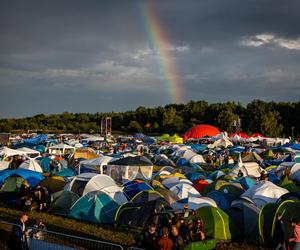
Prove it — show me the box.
[24,134,48,145]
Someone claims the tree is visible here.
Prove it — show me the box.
[260,111,283,137]
[217,110,239,133]
[128,121,143,132]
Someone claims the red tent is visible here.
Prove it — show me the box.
[250,133,265,138]
[193,179,209,193]
[183,124,220,141]
[230,132,249,138]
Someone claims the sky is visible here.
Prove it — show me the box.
[0,0,300,118]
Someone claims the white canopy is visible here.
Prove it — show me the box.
[0,147,25,158]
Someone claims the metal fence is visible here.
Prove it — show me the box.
[0,220,124,250]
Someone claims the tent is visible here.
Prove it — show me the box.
[230,132,249,139]
[171,196,217,210]
[19,159,43,173]
[39,175,66,194]
[123,181,153,200]
[115,198,172,229]
[162,176,193,189]
[153,187,179,205]
[48,143,75,155]
[0,169,44,187]
[69,191,119,224]
[107,156,153,183]
[241,181,289,208]
[226,198,260,238]
[0,175,24,192]
[15,147,41,158]
[73,147,98,160]
[49,190,79,216]
[169,183,201,200]
[290,163,300,182]
[183,125,221,141]
[82,174,127,205]
[79,156,115,174]
[206,191,231,211]
[193,179,210,193]
[130,190,166,204]
[190,206,239,240]
[24,134,48,145]
[66,173,97,196]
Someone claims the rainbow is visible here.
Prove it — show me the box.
[142,2,184,104]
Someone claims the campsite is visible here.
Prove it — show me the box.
[0,126,299,249]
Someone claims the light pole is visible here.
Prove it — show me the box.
[291,127,295,141]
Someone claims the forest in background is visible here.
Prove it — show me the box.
[0,100,299,138]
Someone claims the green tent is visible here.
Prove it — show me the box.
[0,175,24,192]
[50,190,79,216]
[190,206,239,240]
[279,176,299,192]
[169,134,183,144]
[156,134,171,142]
[258,203,277,244]
[271,200,300,241]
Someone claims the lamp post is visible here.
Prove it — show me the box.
[291,127,295,141]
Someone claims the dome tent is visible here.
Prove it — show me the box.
[183,125,221,142]
[69,191,119,224]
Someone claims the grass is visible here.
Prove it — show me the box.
[0,202,138,247]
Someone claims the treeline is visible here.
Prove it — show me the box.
[0,100,299,138]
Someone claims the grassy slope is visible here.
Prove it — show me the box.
[0,203,138,247]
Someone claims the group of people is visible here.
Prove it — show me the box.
[19,180,49,212]
[10,213,46,250]
[142,216,206,250]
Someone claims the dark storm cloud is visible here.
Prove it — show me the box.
[0,0,299,117]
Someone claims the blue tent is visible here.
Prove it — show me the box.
[123,181,153,200]
[206,190,230,211]
[291,144,300,151]
[40,157,65,173]
[177,158,190,167]
[69,191,119,224]
[0,169,44,187]
[56,168,77,177]
[24,134,48,145]
[235,177,256,190]
[186,172,206,182]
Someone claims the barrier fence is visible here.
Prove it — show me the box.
[0,220,125,250]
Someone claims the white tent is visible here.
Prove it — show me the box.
[19,159,43,173]
[82,174,127,205]
[65,173,97,195]
[162,177,193,189]
[79,156,115,174]
[290,163,300,182]
[230,154,263,178]
[16,147,40,158]
[0,146,25,158]
[48,143,75,155]
[171,196,217,210]
[170,183,201,200]
[241,181,289,208]
[208,137,233,149]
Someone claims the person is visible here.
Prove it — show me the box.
[273,212,286,250]
[157,227,173,250]
[32,185,49,211]
[289,219,300,250]
[31,219,46,240]
[142,223,158,250]
[10,214,29,250]
[193,218,206,241]
[171,225,185,250]
[19,180,31,210]
[238,170,244,178]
